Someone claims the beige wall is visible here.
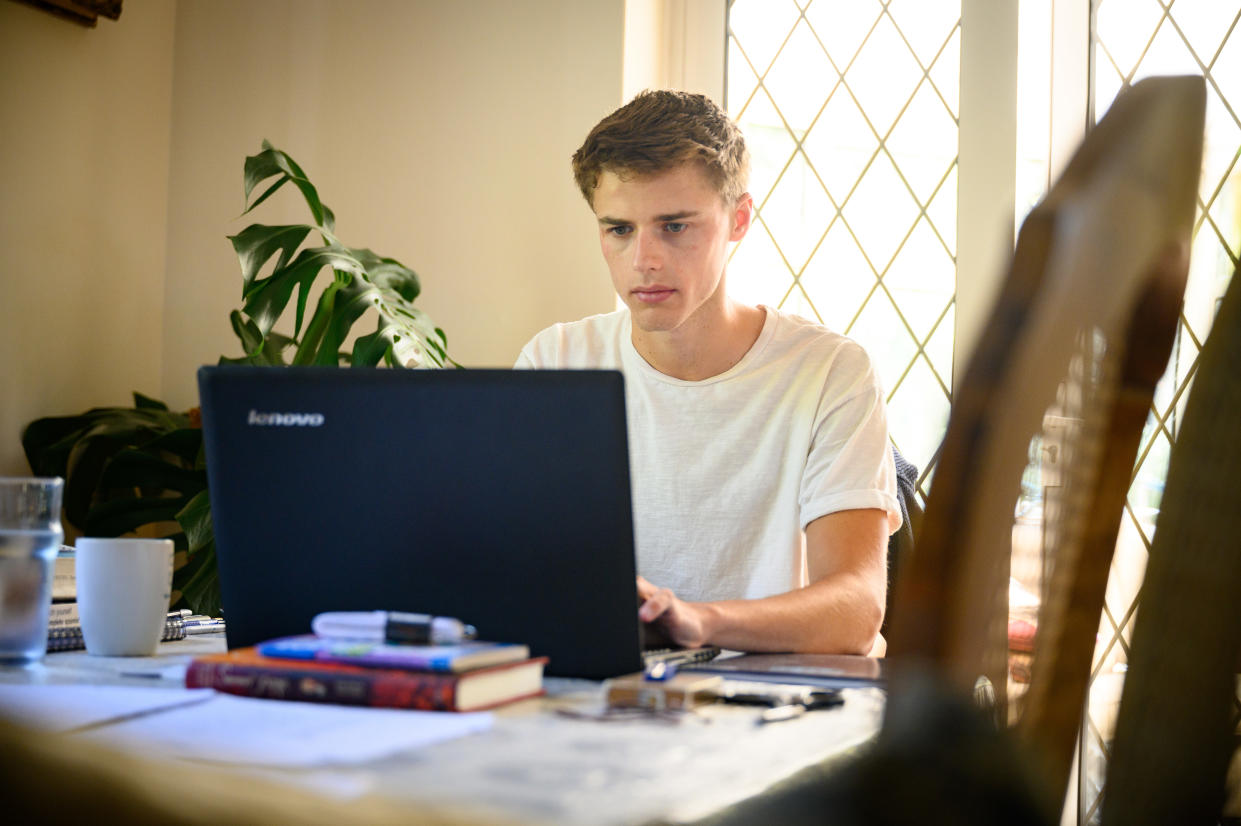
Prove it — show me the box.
[0,0,624,474]
[162,0,624,407]
[0,0,177,476]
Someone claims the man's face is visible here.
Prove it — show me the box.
[592,164,751,336]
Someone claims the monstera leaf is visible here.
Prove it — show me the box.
[226,141,452,368]
[21,394,219,615]
[21,394,197,531]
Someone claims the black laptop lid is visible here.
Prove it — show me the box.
[197,366,643,679]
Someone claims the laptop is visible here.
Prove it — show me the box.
[197,365,650,679]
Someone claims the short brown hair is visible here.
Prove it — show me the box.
[571,90,750,208]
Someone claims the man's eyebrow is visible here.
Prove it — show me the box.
[597,210,699,225]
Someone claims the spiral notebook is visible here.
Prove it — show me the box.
[46,616,191,653]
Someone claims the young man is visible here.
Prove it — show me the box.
[517,90,900,655]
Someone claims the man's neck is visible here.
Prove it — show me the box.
[631,301,766,381]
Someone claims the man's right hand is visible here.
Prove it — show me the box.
[636,575,713,649]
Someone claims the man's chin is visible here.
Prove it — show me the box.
[630,316,683,335]
[627,303,684,333]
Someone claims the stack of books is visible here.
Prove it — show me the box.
[186,635,547,712]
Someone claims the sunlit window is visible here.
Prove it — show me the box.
[725,0,961,496]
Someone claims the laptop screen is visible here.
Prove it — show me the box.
[197,366,644,679]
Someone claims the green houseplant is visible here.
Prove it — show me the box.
[22,142,452,616]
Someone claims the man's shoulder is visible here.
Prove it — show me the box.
[763,307,872,367]
[519,309,628,368]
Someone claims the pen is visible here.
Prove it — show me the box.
[756,689,844,725]
[759,703,807,724]
[182,618,226,635]
[312,610,478,645]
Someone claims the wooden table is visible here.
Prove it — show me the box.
[0,636,884,825]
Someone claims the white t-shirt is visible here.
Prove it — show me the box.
[516,306,901,603]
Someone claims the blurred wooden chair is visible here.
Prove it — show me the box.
[880,72,1206,817]
[1099,263,1241,825]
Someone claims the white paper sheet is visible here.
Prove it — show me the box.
[77,692,494,767]
[0,683,214,732]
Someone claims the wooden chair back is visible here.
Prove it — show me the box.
[1099,265,1241,825]
[886,73,1206,811]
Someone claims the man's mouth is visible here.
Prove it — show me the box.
[632,286,675,304]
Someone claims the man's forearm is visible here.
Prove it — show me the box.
[637,509,891,655]
[692,571,884,655]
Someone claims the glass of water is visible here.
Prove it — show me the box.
[0,477,64,665]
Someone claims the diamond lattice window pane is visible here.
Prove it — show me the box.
[728,219,794,308]
[847,291,918,394]
[727,37,760,119]
[1166,330,1200,429]
[925,301,955,389]
[761,150,835,273]
[1134,17,1206,79]
[929,26,961,118]
[803,86,879,205]
[1104,568,1144,661]
[1204,205,1241,277]
[844,13,925,137]
[740,89,799,206]
[1170,0,1238,65]
[926,162,957,256]
[1150,350,1193,436]
[1096,0,1167,78]
[886,0,961,68]
[1185,229,1231,342]
[1214,25,1241,106]
[1204,202,1241,276]
[782,281,822,322]
[886,78,958,205]
[883,218,955,341]
[841,151,920,273]
[804,0,883,70]
[1094,50,1126,116]
[887,354,951,472]
[763,19,837,133]
[1201,85,1241,206]
[799,220,876,333]
[728,0,802,77]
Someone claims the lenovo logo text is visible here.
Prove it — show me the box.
[246,409,326,427]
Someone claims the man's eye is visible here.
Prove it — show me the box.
[664,222,687,233]
[607,226,632,237]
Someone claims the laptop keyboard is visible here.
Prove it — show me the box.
[642,646,721,668]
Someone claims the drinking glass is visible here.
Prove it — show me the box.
[0,477,64,665]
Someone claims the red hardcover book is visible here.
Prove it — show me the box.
[185,647,547,712]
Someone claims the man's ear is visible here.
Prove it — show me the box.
[730,193,754,242]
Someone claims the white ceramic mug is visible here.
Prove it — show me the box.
[75,537,174,656]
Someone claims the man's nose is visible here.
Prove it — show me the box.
[631,230,663,272]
